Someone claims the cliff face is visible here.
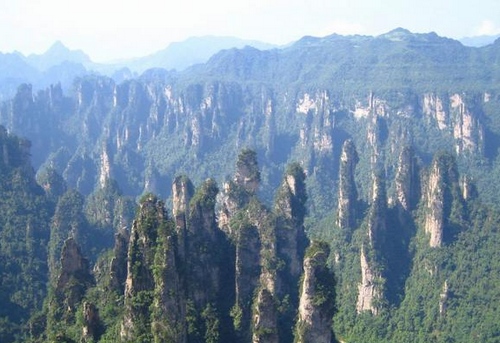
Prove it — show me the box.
[336,139,359,234]
[424,160,446,248]
[423,93,484,155]
[184,178,226,342]
[121,194,176,341]
[109,228,129,294]
[56,238,93,304]
[356,174,387,314]
[296,241,335,343]
[115,151,320,343]
[172,175,194,261]
[0,69,494,216]
[356,247,381,315]
[395,146,420,212]
[46,238,95,340]
[216,151,313,342]
[423,153,463,247]
[274,162,308,279]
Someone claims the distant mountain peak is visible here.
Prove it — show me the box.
[379,27,415,41]
[378,28,446,44]
[388,27,413,35]
[25,41,91,71]
[47,40,68,52]
[44,41,78,58]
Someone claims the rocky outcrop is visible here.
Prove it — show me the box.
[356,247,382,315]
[152,225,185,343]
[423,153,463,247]
[367,110,385,168]
[356,174,387,314]
[218,148,260,235]
[172,175,194,220]
[172,175,194,261]
[183,178,225,342]
[423,93,484,155]
[297,91,335,154]
[423,93,448,130]
[367,174,387,249]
[439,280,449,316]
[109,228,129,293]
[296,241,335,343]
[82,302,102,342]
[450,94,483,155]
[274,162,308,279]
[424,158,446,248]
[232,215,261,340]
[56,238,94,312]
[221,152,312,342]
[395,146,420,212]
[121,194,182,341]
[120,179,229,342]
[234,148,261,194]
[336,139,359,234]
[252,288,279,343]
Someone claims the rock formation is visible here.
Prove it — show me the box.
[172,175,194,261]
[296,241,335,343]
[56,237,94,312]
[82,301,102,342]
[356,174,387,314]
[423,153,463,247]
[274,162,308,279]
[336,139,359,234]
[120,194,183,342]
[395,146,420,212]
[356,246,382,315]
[109,228,129,293]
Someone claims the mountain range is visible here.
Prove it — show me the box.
[1,29,498,101]
[0,36,276,101]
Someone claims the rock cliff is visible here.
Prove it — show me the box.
[296,241,335,343]
[356,173,388,314]
[423,153,464,247]
[336,139,359,235]
[395,146,420,212]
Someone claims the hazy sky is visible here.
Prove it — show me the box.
[1,0,500,62]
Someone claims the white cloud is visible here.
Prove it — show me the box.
[474,20,500,36]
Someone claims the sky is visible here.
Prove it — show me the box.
[1,0,500,62]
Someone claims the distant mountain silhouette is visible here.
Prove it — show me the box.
[112,36,277,73]
[25,41,91,71]
[460,34,500,47]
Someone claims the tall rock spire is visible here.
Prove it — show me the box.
[336,139,359,235]
[296,241,335,343]
[356,173,387,315]
[395,146,420,212]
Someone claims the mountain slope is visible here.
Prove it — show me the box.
[118,35,277,73]
[460,34,500,47]
[25,41,92,71]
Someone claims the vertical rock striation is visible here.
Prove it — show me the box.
[395,146,420,212]
[423,153,463,248]
[336,139,359,235]
[356,174,387,314]
[121,194,184,342]
[296,241,335,343]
